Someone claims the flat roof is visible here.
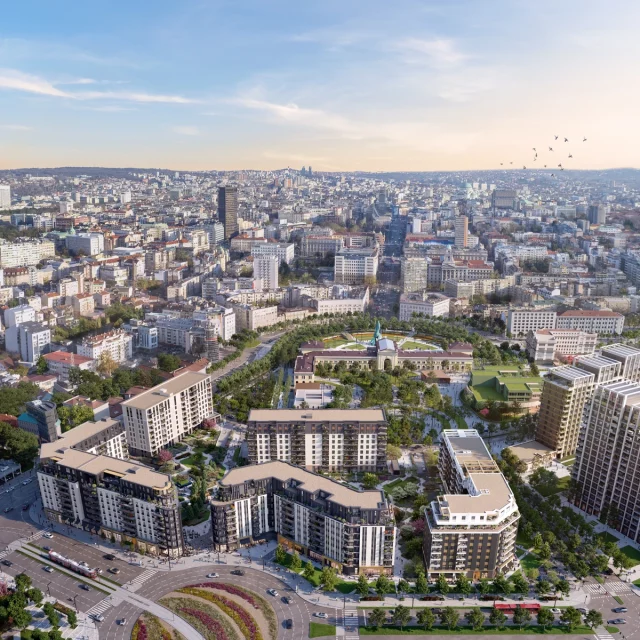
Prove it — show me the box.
[218,461,385,509]
[507,440,555,463]
[122,371,209,410]
[40,419,122,456]
[601,344,640,358]
[248,408,385,422]
[444,473,511,514]
[574,355,619,370]
[548,365,594,382]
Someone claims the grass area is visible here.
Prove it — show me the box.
[360,625,593,635]
[99,574,121,586]
[536,475,570,497]
[309,622,337,638]
[595,576,605,584]
[385,476,418,491]
[606,626,620,634]
[596,531,620,544]
[444,409,467,430]
[179,454,201,467]
[619,545,640,566]
[343,344,367,350]
[401,340,437,350]
[613,595,624,605]
[520,553,541,571]
[275,552,355,593]
[232,446,242,464]
[324,337,349,348]
[516,531,532,549]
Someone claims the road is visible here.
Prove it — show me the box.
[0,470,41,546]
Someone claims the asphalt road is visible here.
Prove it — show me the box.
[0,470,41,547]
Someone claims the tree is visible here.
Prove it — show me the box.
[57,404,95,433]
[465,608,485,631]
[537,608,555,631]
[416,608,435,631]
[455,573,473,596]
[320,567,338,591]
[368,608,386,630]
[157,449,173,464]
[290,551,302,572]
[275,544,287,565]
[585,609,603,629]
[529,362,540,376]
[66,609,78,629]
[556,578,570,598]
[96,351,118,377]
[491,573,510,594]
[26,588,43,606]
[375,574,392,596]
[362,473,378,490]
[303,561,315,581]
[511,572,529,593]
[513,607,531,630]
[477,578,491,596]
[489,608,507,630]
[415,571,428,594]
[436,573,450,594]
[392,605,412,630]
[15,573,32,592]
[356,573,370,597]
[157,353,182,373]
[397,579,410,594]
[386,444,402,460]
[560,607,582,631]
[36,356,48,375]
[535,579,551,596]
[525,568,539,582]
[440,607,459,631]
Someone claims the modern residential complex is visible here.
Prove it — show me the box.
[76,329,134,363]
[210,461,396,575]
[423,430,520,580]
[506,309,557,337]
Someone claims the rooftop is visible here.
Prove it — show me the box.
[601,344,640,358]
[43,351,93,365]
[559,310,622,318]
[122,371,210,411]
[248,408,385,423]
[40,419,122,455]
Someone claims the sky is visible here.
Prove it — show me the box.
[0,0,638,172]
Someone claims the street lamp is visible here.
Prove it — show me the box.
[73,595,78,612]
[46,582,52,597]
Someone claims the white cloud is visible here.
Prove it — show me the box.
[85,105,136,112]
[395,37,469,67]
[172,125,199,136]
[0,68,70,97]
[0,124,32,131]
[57,78,98,85]
[76,90,199,104]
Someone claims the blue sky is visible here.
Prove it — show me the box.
[0,0,637,171]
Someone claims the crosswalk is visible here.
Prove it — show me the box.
[584,583,608,594]
[605,581,631,593]
[129,569,156,586]
[86,599,112,616]
[27,530,48,542]
[596,631,615,640]
[342,610,359,640]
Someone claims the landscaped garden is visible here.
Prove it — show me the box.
[131,613,183,640]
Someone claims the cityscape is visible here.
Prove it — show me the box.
[1,2,640,640]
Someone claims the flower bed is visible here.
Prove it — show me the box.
[179,588,262,640]
[186,583,277,640]
[160,597,239,640]
[53,602,75,618]
[132,620,147,640]
[132,613,172,640]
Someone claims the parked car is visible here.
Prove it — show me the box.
[314,613,328,619]
[550,608,561,615]
[104,553,116,561]
[577,607,588,615]
[613,607,628,613]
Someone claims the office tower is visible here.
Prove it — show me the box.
[254,256,279,290]
[218,185,239,241]
[491,189,518,210]
[246,409,387,472]
[210,461,396,575]
[17,399,60,443]
[401,256,428,293]
[38,441,184,557]
[122,372,213,457]
[600,344,640,382]
[423,430,520,580]
[334,248,379,285]
[0,185,10,209]
[572,381,640,542]
[454,215,468,248]
[588,204,607,225]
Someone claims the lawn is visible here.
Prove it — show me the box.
[606,626,620,634]
[401,340,437,350]
[620,545,640,566]
[275,551,354,592]
[536,475,570,497]
[520,553,541,571]
[596,531,620,544]
[343,344,367,350]
[516,531,532,548]
[324,337,350,348]
[309,622,337,638]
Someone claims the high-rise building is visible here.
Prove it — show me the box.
[254,256,279,290]
[423,430,520,580]
[0,185,11,209]
[218,185,239,241]
[210,461,396,575]
[491,189,518,211]
[247,408,387,472]
[572,380,640,542]
[454,215,468,248]
[588,204,607,225]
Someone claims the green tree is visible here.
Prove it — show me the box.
[303,561,315,581]
[436,573,450,594]
[513,607,531,630]
[556,578,570,598]
[537,608,555,630]
[559,607,582,631]
[36,356,48,375]
[15,573,32,592]
[511,572,529,593]
[356,573,370,597]
[416,608,435,631]
[362,473,379,489]
[320,567,338,591]
[477,578,491,596]
[440,607,459,631]
[157,353,182,373]
[290,550,302,572]
[491,573,510,594]
[26,588,42,606]
[275,544,287,565]
[375,574,392,596]
[455,573,473,596]
[392,605,412,630]
[368,608,386,630]
[489,608,507,630]
[465,608,485,631]
[66,610,78,629]
[415,571,428,594]
[585,609,603,629]
[397,579,410,594]
[386,444,402,460]
[535,579,551,596]
[57,404,95,432]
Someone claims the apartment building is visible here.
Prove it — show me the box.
[232,304,278,331]
[51,417,128,459]
[0,239,56,267]
[556,310,625,335]
[401,256,427,293]
[444,276,514,300]
[310,287,369,315]
[526,329,597,364]
[251,242,295,265]
[43,350,93,383]
[122,372,213,457]
[399,292,450,321]
[5,321,51,364]
[454,216,468,249]
[254,256,279,290]
[18,399,60,443]
[572,381,640,543]
[301,235,344,257]
[210,461,396,575]
[334,248,379,284]
[71,293,95,318]
[247,408,387,473]
[65,232,104,256]
[506,309,557,337]
[423,430,520,580]
[76,329,133,363]
[38,443,183,557]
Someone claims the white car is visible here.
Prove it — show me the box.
[117,619,127,626]
[44,566,54,573]
[314,613,328,619]
[43,532,54,539]
[206,573,219,578]
[268,589,279,597]
[551,608,561,615]
[22,478,33,485]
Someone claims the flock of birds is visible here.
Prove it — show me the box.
[500,135,588,176]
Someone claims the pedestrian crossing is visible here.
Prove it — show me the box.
[27,530,48,542]
[86,599,112,616]
[343,610,359,640]
[130,569,156,586]
[596,632,615,640]
[584,583,608,594]
[605,581,631,593]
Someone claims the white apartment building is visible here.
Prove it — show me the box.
[155,316,198,352]
[526,328,598,364]
[122,372,213,457]
[76,329,133,363]
[556,310,625,335]
[0,239,56,267]
[4,304,36,328]
[254,256,279,290]
[193,307,236,341]
[233,304,279,331]
[399,292,450,321]
[5,321,51,364]
[301,235,344,257]
[66,232,105,256]
[43,351,93,383]
[0,185,10,209]
[334,248,379,284]
[311,288,369,315]
[251,242,295,265]
[506,309,557,337]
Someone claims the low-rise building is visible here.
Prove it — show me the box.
[42,351,93,383]
[556,310,625,335]
[526,328,597,364]
[399,292,450,321]
[233,304,279,331]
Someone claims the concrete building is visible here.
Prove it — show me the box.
[233,304,278,331]
[218,185,239,241]
[210,461,396,575]
[301,235,343,258]
[401,256,427,293]
[49,418,128,459]
[43,351,93,383]
[247,408,387,473]
[526,328,597,364]
[588,204,607,225]
[71,293,95,318]
[65,232,104,256]
[491,189,518,210]
[399,292,450,321]
[0,239,56,267]
[556,310,624,335]
[122,372,213,457]
[0,185,10,209]
[4,304,36,328]
[572,381,640,543]
[18,399,59,442]
[506,309,557,337]
[254,256,279,290]
[423,430,520,580]
[454,215,468,249]
[76,330,133,364]
[5,321,51,364]
[334,248,379,284]
[251,242,295,265]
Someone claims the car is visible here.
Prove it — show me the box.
[284,619,292,629]
[314,613,328,619]
[282,596,292,604]
[44,566,54,573]
[268,589,278,597]
[231,569,245,576]
[613,607,628,613]
[608,619,626,625]
[550,608,561,615]
[90,614,105,623]
[117,619,127,626]
[43,546,51,551]
[2,560,12,567]
[22,505,28,511]
[104,553,116,561]
[43,532,53,539]
[79,584,90,591]
[109,567,120,574]
[206,573,219,578]
[577,607,588,615]
[22,479,32,485]
[3,507,13,513]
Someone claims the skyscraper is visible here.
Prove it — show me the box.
[454,215,468,248]
[218,185,238,241]
[573,380,640,541]
[588,204,607,225]
[254,256,279,290]
[0,185,11,209]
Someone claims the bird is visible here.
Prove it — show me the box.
[544,164,547,168]
[549,146,554,151]
[583,137,587,142]
[568,154,573,158]
[523,165,527,170]
[561,167,565,171]
[551,173,555,177]
[532,148,536,152]
[558,164,562,168]
[554,135,559,140]
[500,162,503,166]
[564,137,569,142]
[509,161,513,165]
